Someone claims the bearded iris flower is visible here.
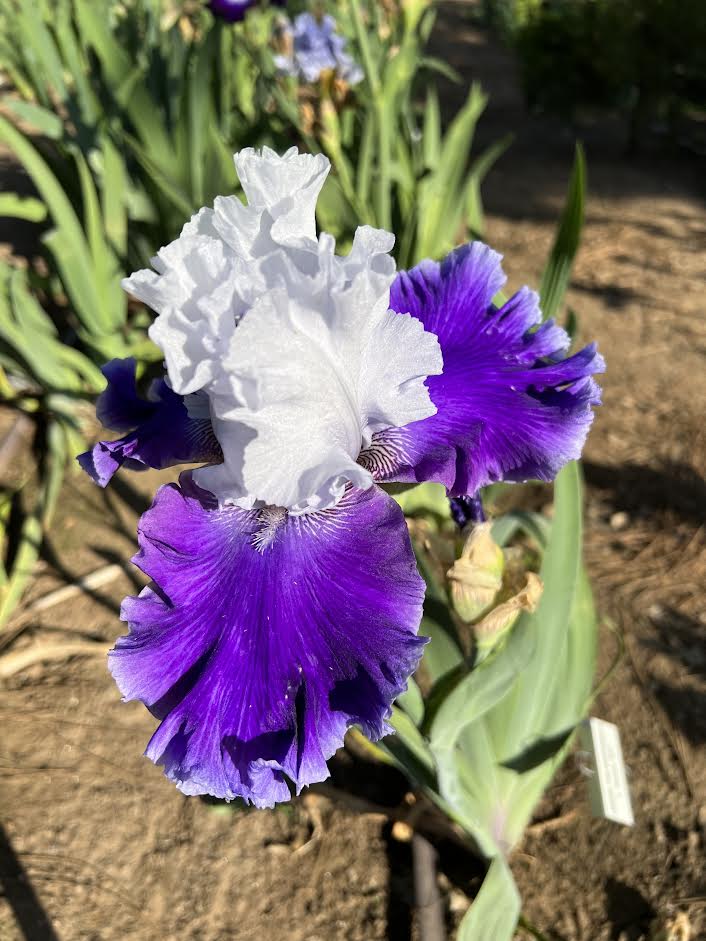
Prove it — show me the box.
[274,13,363,85]
[79,147,603,806]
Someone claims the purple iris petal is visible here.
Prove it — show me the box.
[77,359,220,487]
[209,0,254,22]
[450,495,486,528]
[92,358,155,431]
[110,476,426,806]
[365,242,604,495]
[209,0,283,23]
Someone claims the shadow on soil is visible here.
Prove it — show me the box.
[583,459,706,525]
[0,823,60,941]
[327,749,486,940]
[604,877,656,941]
[641,606,706,748]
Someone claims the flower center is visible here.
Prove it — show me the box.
[251,506,288,552]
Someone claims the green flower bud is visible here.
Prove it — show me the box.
[473,572,543,654]
[447,523,504,623]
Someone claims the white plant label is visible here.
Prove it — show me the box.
[580,717,634,827]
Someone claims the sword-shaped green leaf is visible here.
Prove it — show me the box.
[0,194,47,223]
[457,857,520,941]
[538,144,586,321]
[0,116,108,333]
[429,615,535,750]
[486,462,583,764]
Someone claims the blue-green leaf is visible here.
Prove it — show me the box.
[487,462,583,763]
[457,857,520,941]
[420,612,464,686]
[539,144,586,321]
[396,676,425,726]
[429,616,534,751]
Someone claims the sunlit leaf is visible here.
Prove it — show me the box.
[457,857,520,941]
[539,143,586,321]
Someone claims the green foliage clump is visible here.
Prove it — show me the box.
[486,0,706,142]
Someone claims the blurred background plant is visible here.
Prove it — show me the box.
[481,0,706,152]
[307,0,511,266]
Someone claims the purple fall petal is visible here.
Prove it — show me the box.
[110,476,426,806]
[77,359,220,487]
[369,242,604,494]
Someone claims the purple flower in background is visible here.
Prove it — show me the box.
[274,13,363,85]
[209,0,252,22]
[209,0,284,24]
[81,147,603,806]
[78,359,220,487]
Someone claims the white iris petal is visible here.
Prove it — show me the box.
[123,148,443,515]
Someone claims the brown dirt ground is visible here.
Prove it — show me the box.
[1,5,706,940]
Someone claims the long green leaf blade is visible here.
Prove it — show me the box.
[457,857,520,941]
[3,100,63,139]
[429,617,534,750]
[487,462,583,763]
[0,116,105,332]
[538,144,586,321]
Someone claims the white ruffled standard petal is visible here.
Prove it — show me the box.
[195,290,373,512]
[123,147,443,514]
[233,146,330,247]
[194,235,442,513]
[123,235,246,396]
[121,149,332,398]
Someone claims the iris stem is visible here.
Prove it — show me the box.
[347,0,380,97]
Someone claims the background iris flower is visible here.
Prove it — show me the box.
[79,148,603,806]
[209,0,284,23]
[274,12,364,85]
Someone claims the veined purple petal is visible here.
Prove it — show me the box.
[77,359,221,487]
[110,476,426,806]
[367,242,604,494]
